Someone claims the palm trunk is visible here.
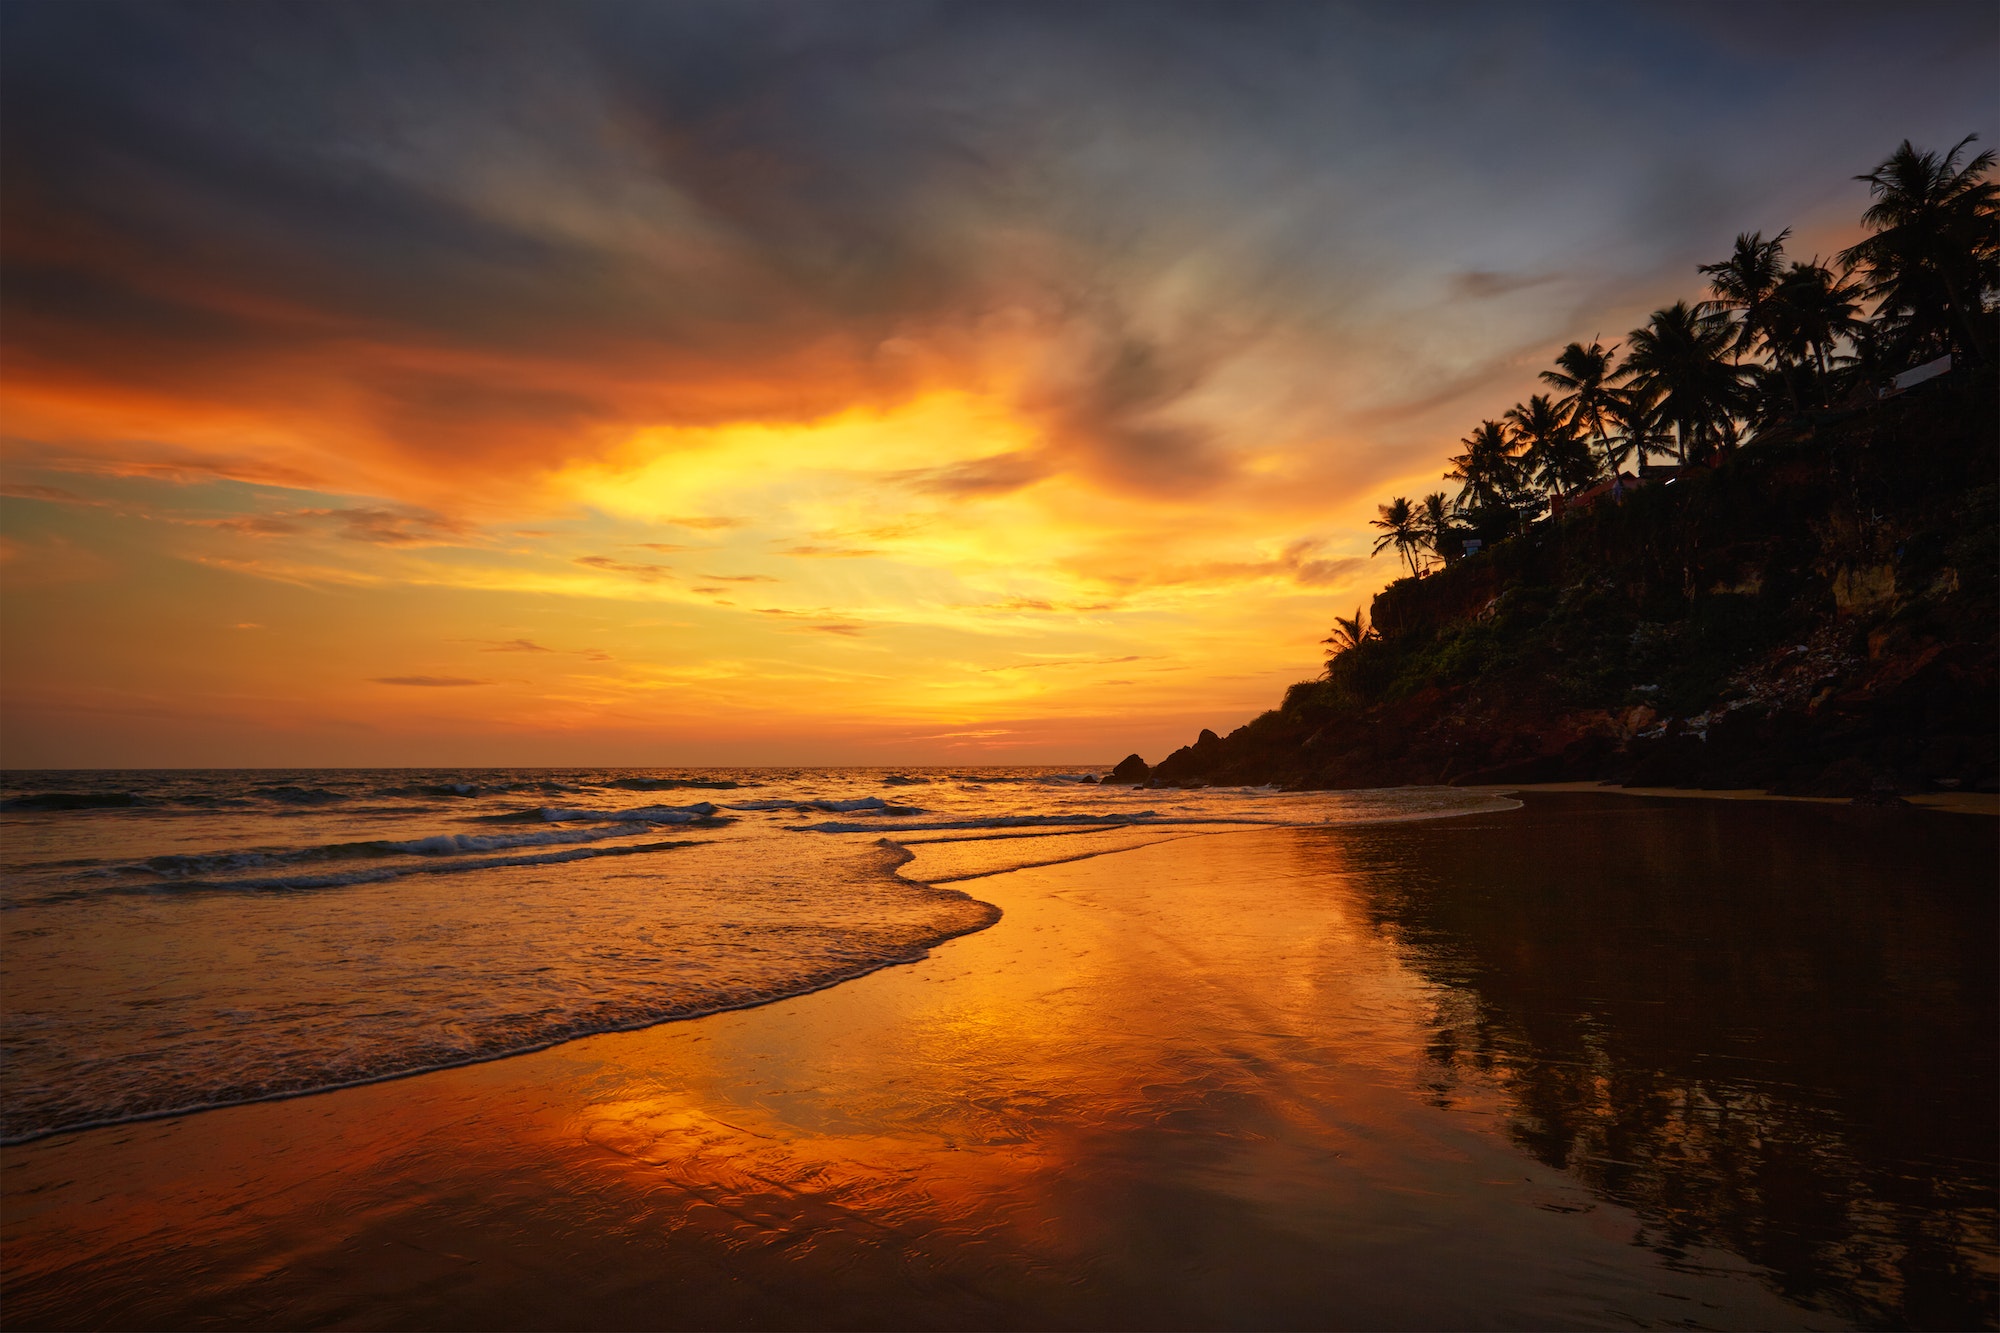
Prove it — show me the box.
[1939,267,1990,368]
[1778,354,1801,415]
[1597,427,1624,502]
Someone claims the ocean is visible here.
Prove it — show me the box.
[0,767,1511,1146]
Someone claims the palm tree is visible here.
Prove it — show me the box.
[1621,301,1745,465]
[1828,319,1898,403]
[1540,339,1629,497]
[1607,384,1673,473]
[1443,420,1528,542]
[1762,260,1866,405]
[1505,394,1597,500]
[1416,491,1464,566]
[1444,421,1516,513]
[1738,362,1801,435]
[1698,229,1791,360]
[1838,135,1998,368]
[1322,608,1374,658]
[1369,497,1425,578]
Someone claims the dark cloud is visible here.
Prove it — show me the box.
[574,555,670,581]
[665,516,749,531]
[205,515,303,536]
[894,451,1051,497]
[175,505,462,544]
[0,482,89,503]
[983,654,1150,673]
[1077,539,1364,593]
[965,595,1118,614]
[315,507,468,547]
[370,675,490,687]
[2,0,1992,501]
[755,606,864,635]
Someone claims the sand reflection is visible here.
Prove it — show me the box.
[1339,794,1999,1329]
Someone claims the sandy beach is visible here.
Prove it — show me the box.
[4,792,1993,1331]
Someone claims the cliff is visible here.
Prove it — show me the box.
[1120,368,1997,797]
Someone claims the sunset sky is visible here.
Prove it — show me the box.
[2,0,1992,768]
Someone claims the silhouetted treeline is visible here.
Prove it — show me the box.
[1359,135,1996,592]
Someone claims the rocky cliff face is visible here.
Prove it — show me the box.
[1116,371,1997,798]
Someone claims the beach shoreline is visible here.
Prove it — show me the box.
[4,791,1992,1330]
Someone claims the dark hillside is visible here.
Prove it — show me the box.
[1126,369,1997,797]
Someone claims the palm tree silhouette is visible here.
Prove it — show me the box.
[1608,383,1672,474]
[1763,261,1867,404]
[1622,302,1745,465]
[1321,608,1373,658]
[1416,491,1464,566]
[1698,230,1792,360]
[1505,394,1597,501]
[1445,422,1515,511]
[1444,420,1529,540]
[1839,135,1997,368]
[1370,497,1426,578]
[1540,339,1629,498]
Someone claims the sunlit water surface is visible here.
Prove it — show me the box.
[0,767,1500,1144]
[2,781,1991,1330]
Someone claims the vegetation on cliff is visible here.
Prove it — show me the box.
[1116,137,1998,797]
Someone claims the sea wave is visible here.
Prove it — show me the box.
[0,792,142,812]
[796,812,1171,834]
[601,777,744,791]
[0,839,1000,1147]
[722,797,925,815]
[252,785,350,805]
[29,839,703,903]
[1,772,1518,1149]
[534,802,732,824]
[128,825,659,879]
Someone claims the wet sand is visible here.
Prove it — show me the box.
[4,793,1993,1330]
[1488,780,2000,817]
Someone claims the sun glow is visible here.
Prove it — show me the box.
[1,371,1364,765]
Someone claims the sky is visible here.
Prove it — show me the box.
[1,0,1993,768]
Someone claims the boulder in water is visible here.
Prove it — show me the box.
[1107,754,1151,785]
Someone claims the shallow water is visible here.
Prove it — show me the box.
[0,767,1506,1144]
[2,790,1991,1330]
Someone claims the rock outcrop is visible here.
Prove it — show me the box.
[1130,370,1997,798]
[1107,753,1153,785]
